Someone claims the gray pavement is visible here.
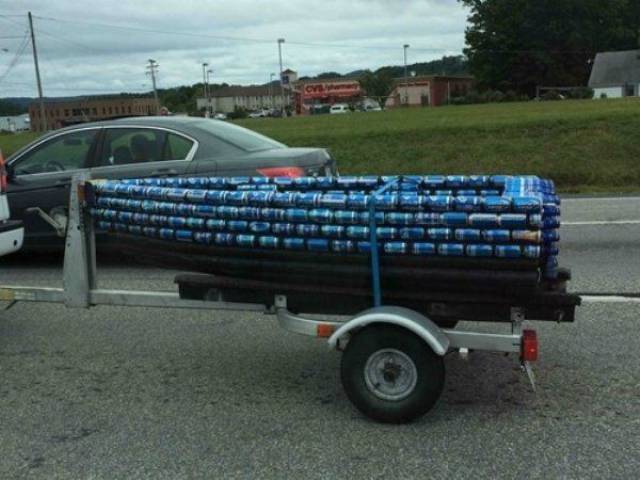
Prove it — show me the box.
[0,196,639,479]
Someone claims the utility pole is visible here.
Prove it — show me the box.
[278,38,286,116]
[206,68,213,115]
[403,44,410,106]
[28,12,46,132]
[202,62,209,116]
[146,59,160,114]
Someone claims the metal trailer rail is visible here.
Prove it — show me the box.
[1,174,554,423]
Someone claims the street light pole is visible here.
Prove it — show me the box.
[207,69,213,115]
[202,63,209,116]
[269,72,276,109]
[403,44,410,106]
[277,38,286,116]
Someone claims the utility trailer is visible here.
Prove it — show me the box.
[0,175,581,423]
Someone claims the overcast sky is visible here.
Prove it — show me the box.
[0,0,468,98]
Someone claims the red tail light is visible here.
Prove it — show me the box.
[521,329,538,362]
[0,149,7,193]
[257,166,305,178]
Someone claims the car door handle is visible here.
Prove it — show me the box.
[151,168,178,176]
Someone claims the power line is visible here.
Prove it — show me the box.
[0,30,30,84]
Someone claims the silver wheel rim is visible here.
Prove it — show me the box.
[364,348,418,401]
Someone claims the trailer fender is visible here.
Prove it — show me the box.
[327,305,450,356]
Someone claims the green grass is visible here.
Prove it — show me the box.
[0,131,39,159]
[2,98,640,192]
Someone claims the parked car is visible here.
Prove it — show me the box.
[248,109,270,118]
[330,104,351,114]
[213,112,227,120]
[5,116,336,248]
[0,149,24,256]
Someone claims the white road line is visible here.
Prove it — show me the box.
[563,220,640,226]
[562,197,640,202]
[580,296,640,304]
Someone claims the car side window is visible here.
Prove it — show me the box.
[13,129,98,175]
[99,128,169,166]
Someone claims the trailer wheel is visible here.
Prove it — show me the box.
[341,324,445,423]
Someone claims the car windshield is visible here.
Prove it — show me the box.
[194,120,286,152]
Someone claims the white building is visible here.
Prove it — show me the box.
[197,83,286,114]
[0,113,30,132]
[588,49,640,99]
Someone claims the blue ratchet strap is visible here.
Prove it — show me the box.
[368,176,400,307]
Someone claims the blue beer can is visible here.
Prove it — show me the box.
[157,202,177,215]
[385,212,414,225]
[194,232,213,244]
[205,190,228,205]
[483,196,512,212]
[141,200,158,213]
[423,175,446,189]
[490,175,511,188]
[426,195,452,211]
[512,196,542,213]
[142,227,157,237]
[528,214,543,228]
[499,213,528,229]
[336,176,359,189]
[226,220,248,232]
[372,194,398,210]
[206,219,226,231]
[175,229,193,242]
[296,224,320,236]
[543,229,560,243]
[441,212,468,226]
[309,208,334,224]
[258,236,280,249]
[523,245,542,258]
[480,189,501,196]
[292,177,316,189]
[272,223,296,235]
[438,243,465,256]
[331,240,355,253]
[316,177,335,189]
[238,207,262,220]
[468,175,490,188]
[216,206,239,219]
[356,241,379,253]
[208,177,227,189]
[307,238,329,252]
[376,227,398,239]
[226,176,250,186]
[414,213,442,226]
[320,225,345,238]
[466,244,493,257]
[319,193,348,209]
[165,188,188,202]
[117,211,134,223]
[158,228,175,240]
[283,238,306,250]
[185,189,207,204]
[542,203,560,216]
[285,208,309,222]
[454,196,483,212]
[359,211,385,224]
[127,225,143,235]
[455,228,482,242]
[167,216,186,228]
[149,214,167,226]
[247,191,274,206]
[226,191,248,206]
[186,217,205,230]
[175,203,194,217]
[482,229,511,243]
[544,243,559,256]
[435,190,454,196]
[132,213,149,225]
[260,208,285,221]
[495,245,522,258]
[543,216,561,229]
[272,192,297,207]
[399,193,425,211]
[456,189,477,196]
[235,234,256,247]
[428,227,453,240]
[468,213,500,228]
[346,226,370,239]
[296,192,321,207]
[384,242,408,254]
[335,210,360,224]
[215,233,236,246]
[347,193,369,209]
[399,227,425,240]
[124,199,142,211]
[412,242,436,255]
[249,222,271,234]
[445,175,466,188]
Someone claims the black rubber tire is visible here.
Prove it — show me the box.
[341,324,445,424]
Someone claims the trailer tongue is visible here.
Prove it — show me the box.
[0,174,581,423]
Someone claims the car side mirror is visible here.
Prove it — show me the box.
[5,162,15,181]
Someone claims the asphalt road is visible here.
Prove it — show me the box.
[1,197,639,479]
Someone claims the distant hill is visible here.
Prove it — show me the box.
[0,97,33,115]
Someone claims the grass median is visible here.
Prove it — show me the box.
[2,98,639,193]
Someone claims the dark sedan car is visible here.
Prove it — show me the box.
[5,116,336,247]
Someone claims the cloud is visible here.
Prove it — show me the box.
[0,0,468,97]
